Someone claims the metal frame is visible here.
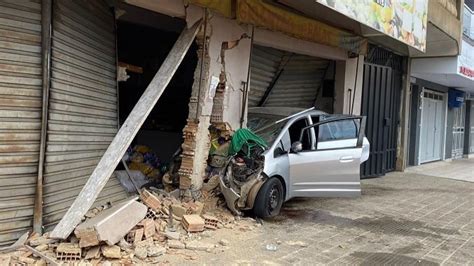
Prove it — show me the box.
[34,0,53,234]
[299,116,367,148]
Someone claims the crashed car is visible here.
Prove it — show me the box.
[219,107,370,218]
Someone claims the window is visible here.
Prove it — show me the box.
[464,4,474,40]
[318,120,358,142]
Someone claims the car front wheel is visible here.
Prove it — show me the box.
[253,177,283,218]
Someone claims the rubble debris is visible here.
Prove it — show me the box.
[25,245,58,266]
[133,229,144,245]
[147,245,165,257]
[164,231,180,240]
[35,244,48,252]
[101,245,121,259]
[75,198,147,246]
[145,208,160,220]
[185,201,204,215]
[185,240,214,251]
[50,21,203,240]
[85,246,101,260]
[167,240,185,249]
[56,243,81,261]
[202,215,219,230]
[134,246,148,259]
[141,189,162,211]
[182,215,205,233]
[118,239,132,251]
[142,219,156,239]
[18,256,36,264]
[29,235,57,247]
[171,204,187,219]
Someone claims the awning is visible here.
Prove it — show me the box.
[187,0,367,55]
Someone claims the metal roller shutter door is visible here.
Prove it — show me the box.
[43,0,127,230]
[0,1,42,246]
[249,45,329,108]
[248,45,284,107]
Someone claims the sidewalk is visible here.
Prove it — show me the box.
[161,170,474,265]
[405,158,474,183]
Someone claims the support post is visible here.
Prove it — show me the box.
[50,20,202,239]
[34,0,52,234]
[396,58,411,171]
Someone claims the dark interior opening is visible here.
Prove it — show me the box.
[117,20,198,164]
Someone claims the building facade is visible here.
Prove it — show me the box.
[0,0,457,246]
[410,0,473,166]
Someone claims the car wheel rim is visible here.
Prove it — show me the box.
[268,185,280,212]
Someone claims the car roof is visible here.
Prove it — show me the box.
[248,107,326,118]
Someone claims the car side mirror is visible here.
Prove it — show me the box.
[291,141,303,153]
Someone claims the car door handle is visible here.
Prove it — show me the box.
[339,156,354,163]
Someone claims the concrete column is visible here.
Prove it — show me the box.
[396,58,411,171]
[179,7,252,194]
[464,100,472,157]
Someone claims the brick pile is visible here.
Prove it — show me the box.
[10,189,244,265]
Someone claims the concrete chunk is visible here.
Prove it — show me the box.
[101,245,121,259]
[75,198,147,246]
[168,240,185,249]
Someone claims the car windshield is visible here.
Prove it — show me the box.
[247,114,286,145]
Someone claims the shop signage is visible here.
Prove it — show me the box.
[316,0,428,52]
[448,89,465,108]
[460,66,474,78]
[458,40,474,79]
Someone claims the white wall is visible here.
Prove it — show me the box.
[334,55,364,115]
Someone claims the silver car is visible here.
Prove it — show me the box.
[219,107,370,218]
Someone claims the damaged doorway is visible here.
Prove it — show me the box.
[116,6,198,189]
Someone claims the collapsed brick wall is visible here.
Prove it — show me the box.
[178,29,212,198]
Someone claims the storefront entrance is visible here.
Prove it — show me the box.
[419,89,446,163]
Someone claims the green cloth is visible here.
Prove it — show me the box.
[229,128,267,156]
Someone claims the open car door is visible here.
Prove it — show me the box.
[288,116,366,198]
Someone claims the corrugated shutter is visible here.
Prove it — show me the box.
[43,0,127,230]
[249,44,329,108]
[248,45,283,107]
[0,1,42,246]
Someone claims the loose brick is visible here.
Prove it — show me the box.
[101,245,121,259]
[182,215,205,232]
[142,219,156,239]
[56,243,81,261]
[134,228,144,245]
[141,190,162,211]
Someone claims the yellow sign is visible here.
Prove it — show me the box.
[317,0,428,52]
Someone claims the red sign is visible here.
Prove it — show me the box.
[460,66,474,78]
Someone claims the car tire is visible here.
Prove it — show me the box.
[253,177,284,218]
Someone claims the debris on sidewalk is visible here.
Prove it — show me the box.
[1,184,263,265]
[2,120,270,265]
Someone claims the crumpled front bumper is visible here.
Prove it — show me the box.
[218,176,242,215]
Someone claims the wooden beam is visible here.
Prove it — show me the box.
[118,62,143,74]
[50,20,202,240]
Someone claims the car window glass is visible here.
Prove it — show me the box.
[318,119,358,142]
